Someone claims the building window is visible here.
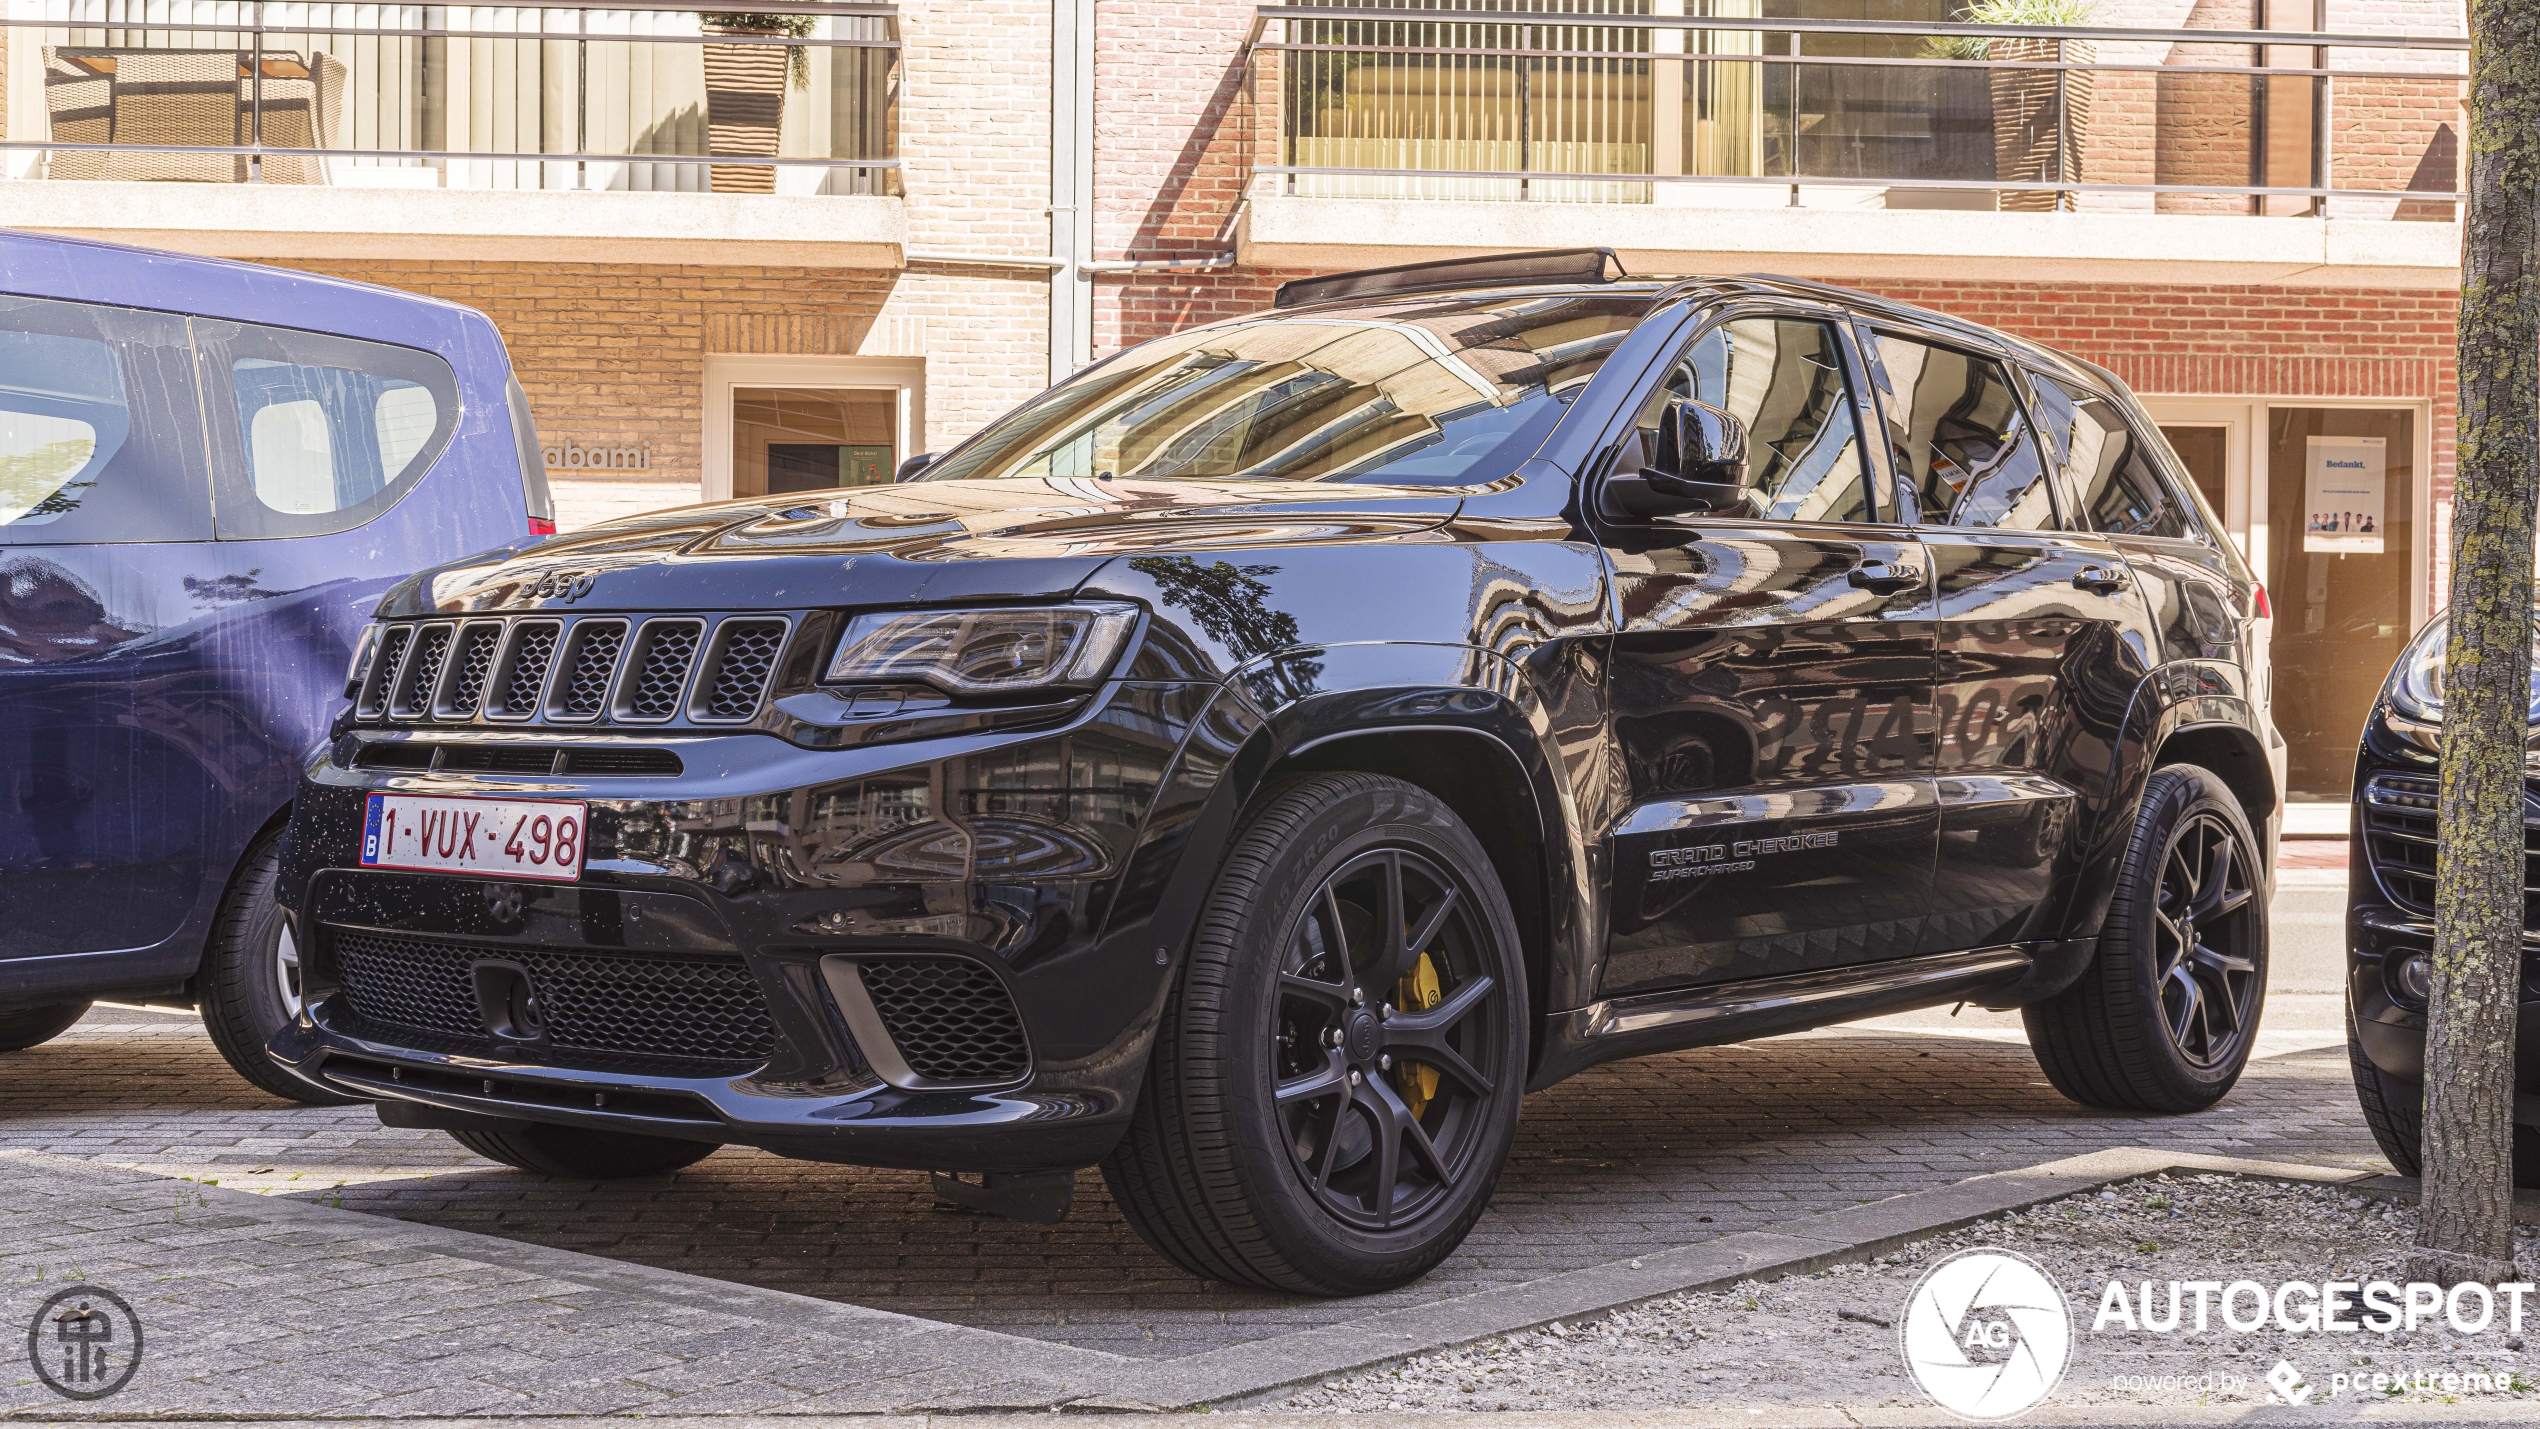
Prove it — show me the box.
[732,387,896,497]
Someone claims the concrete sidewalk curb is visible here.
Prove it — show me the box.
[4,1147,2381,1417]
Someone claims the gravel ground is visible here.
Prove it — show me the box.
[1277,1176,2540,1415]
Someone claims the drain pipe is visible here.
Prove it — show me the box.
[1050,0,1096,379]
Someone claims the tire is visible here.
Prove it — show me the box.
[2347,1006,2540,1187]
[1101,772,1529,1295]
[2348,1006,2422,1177]
[0,1002,91,1052]
[200,828,361,1105]
[2024,764,2267,1113]
[448,1124,720,1179]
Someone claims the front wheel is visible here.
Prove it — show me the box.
[1102,773,1529,1295]
[201,828,361,1105]
[2025,763,2267,1113]
[0,1002,91,1052]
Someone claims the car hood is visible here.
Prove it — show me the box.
[381,476,1463,617]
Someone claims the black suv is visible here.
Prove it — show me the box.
[2347,617,2540,1183]
[274,250,2282,1294]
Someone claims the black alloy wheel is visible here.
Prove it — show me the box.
[1104,772,1529,1295]
[2025,763,2269,1113]
[1272,847,1508,1233]
[2149,810,2260,1069]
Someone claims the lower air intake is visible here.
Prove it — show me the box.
[856,956,1031,1084]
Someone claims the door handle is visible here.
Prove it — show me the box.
[2072,564,2133,594]
[1848,561,1923,594]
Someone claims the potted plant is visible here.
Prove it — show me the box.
[1926,0,2097,212]
[699,11,814,192]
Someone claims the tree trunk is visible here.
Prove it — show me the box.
[2413,0,2540,1289]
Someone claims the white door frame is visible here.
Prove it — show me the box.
[2140,394,2436,634]
[701,354,927,504]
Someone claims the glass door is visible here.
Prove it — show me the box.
[730,387,897,498]
[2265,406,2417,802]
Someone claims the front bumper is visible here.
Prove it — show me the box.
[2346,720,2540,1121]
[273,679,1212,1173]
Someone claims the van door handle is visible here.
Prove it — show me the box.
[1848,561,1923,594]
[2073,564,2133,594]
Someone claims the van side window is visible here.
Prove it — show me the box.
[2030,375,2191,539]
[1633,316,1870,523]
[198,321,459,539]
[0,294,209,544]
[1863,332,2054,531]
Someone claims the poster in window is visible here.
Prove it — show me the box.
[2303,435,2386,553]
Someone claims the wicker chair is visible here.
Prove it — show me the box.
[43,47,344,183]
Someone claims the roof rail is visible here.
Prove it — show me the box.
[1272,248,1626,310]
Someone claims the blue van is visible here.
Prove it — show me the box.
[0,233,550,1099]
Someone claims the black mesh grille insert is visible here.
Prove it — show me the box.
[561,748,683,776]
[701,620,787,720]
[391,625,455,718]
[331,930,777,1065]
[357,625,411,717]
[352,742,436,771]
[496,622,560,718]
[858,957,1030,1083]
[623,622,702,720]
[557,624,626,717]
[443,625,503,717]
[436,744,560,773]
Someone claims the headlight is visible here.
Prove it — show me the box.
[2385,612,2540,724]
[824,603,1138,694]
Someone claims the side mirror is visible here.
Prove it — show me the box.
[1597,401,1754,521]
[894,452,939,483]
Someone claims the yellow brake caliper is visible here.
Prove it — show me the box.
[1393,952,1443,1120]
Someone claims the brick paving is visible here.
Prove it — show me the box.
[0,1002,2385,1360]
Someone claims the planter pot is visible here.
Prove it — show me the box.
[702,23,787,194]
[1989,37,2091,212]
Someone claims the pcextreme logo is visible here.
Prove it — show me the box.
[1899,1248,2073,1419]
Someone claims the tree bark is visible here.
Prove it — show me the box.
[2414,0,2540,1289]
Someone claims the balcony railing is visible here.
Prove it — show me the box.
[1247,2,2467,218]
[4,0,898,193]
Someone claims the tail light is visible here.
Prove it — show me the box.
[528,517,557,536]
[2252,583,2271,620]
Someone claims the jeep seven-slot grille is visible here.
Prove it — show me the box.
[2362,772,2540,919]
[555,623,626,719]
[440,624,502,717]
[701,620,787,721]
[619,620,703,721]
[390,624,454,718]
[858,957,1031,1083]
[331,930,778,1065]
[357,614,793,731]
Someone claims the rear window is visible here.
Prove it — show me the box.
[2029,375,2191,539]
[196,319,460,539]
[921,293,1649,487]
[0,293,209,544]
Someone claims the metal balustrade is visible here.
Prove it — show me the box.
[6,0,898,192]
[1247,2,2469,216]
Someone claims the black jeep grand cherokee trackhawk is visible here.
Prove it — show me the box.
[275,250,2283,1294]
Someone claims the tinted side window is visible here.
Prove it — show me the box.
[2030,375,2191,539]
[1634,316,1870,523]
[196,321,459,539]
[0,294,208,545]
[1864,332,2053,530]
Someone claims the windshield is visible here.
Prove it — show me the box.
[921,292,1649,486]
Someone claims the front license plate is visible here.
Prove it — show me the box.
[360,793,587,882]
